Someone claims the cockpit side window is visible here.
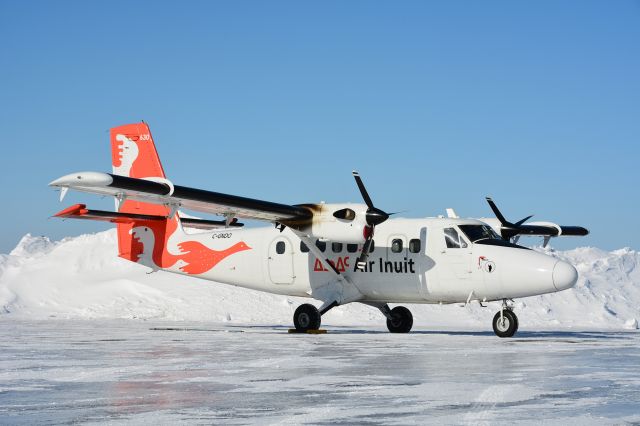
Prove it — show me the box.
[444,227,468,249]
[459,224,500,243]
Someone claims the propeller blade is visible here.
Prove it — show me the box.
[350,171,389,265]
[352,171,390,226]
[355,232,374,270]
[353,171,374,209]
[485,197,509,225]
[514,215,534,227]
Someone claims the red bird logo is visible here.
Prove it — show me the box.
[128,217,251,275]
[176,240,251,274]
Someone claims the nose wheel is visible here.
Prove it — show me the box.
[386,306,413,333]
[492,308,519,338]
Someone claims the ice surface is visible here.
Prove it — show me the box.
[1,320,639,425]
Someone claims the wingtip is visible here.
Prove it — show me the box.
[48,172,113,188]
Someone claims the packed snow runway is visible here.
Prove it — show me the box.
[1,321,639,425]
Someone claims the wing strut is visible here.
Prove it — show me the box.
[290,229,364,309]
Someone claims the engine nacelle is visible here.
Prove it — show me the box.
[526,221,562,235]
[299,203,369,243]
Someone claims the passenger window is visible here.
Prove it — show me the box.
[347,244,358,253]
[276,241,286,254]
[332,242,343,253]
[391,239,403,253]
[300,241,309,253]
[409,239,421,253]
[316,240,326,252]
[444,228,468,249]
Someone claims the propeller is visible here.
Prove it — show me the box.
[353,171,390,270]
[486,197,533,241]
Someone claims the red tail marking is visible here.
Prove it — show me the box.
[110,123,165,179]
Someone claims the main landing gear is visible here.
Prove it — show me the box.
[293,302,414,333]
[292,301,339,332]
[293,304,322,332]
[492,300,519,338]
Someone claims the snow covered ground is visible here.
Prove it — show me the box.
[1,231,639,424]
[1,320,639,425]
[1,230,638,331]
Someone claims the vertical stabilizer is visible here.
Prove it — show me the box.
[111,122,166,179]
[109,122,179,262]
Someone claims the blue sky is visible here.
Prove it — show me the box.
[1,1,638,252]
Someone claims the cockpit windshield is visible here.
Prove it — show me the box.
[459,224,501,243]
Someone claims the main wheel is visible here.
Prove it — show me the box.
[492,310,518,338]
[293,304,321,332]
[386,306,413,333]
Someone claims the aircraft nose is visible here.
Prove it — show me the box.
[552,261,578,291]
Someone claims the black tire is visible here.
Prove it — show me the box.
[293,304,321,331]
[386,306,413,333]
[492,310,518,338]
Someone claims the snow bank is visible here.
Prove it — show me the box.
[1,231,638,330]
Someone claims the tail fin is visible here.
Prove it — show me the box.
[110,122,180,262]
[111,122,166,179]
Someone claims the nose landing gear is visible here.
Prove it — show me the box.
[492,300,519,338]
[386,306,413,333]
[376,304,414,333]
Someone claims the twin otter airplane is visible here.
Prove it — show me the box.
[50,123,589,337]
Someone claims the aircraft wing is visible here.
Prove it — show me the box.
[49,171,313,224]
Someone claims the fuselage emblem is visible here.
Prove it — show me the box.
[478,256,496,273]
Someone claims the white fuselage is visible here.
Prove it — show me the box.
[153,217,577,304]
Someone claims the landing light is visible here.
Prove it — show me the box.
[333,208,356,220]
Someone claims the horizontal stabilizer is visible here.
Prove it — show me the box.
[53,204,243,229]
